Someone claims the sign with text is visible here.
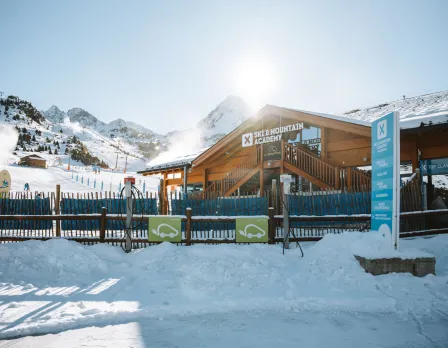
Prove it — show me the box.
[148,216,182,242]
[242,123,304,147]
[236,217,268,243]
[420,158,448,176]
[263,142,282,161]
[371,112,400,250]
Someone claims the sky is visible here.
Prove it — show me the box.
[1,0,448,134]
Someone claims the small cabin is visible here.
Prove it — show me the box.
[19,155,48,169]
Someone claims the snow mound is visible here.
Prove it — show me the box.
[0,239,113,287]
[0,234,447,339]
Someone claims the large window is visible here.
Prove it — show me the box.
[286,124,321,155]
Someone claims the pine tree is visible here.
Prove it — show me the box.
[32,134,36,142]
[64,148,68,155]
[54,149,58,155]
[48,148,52,154]
[22,127,27,133]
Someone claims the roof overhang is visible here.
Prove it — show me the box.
[137,162,191,175]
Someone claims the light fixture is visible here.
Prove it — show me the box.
[363,154,368,162]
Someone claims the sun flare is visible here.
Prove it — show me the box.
[234,58,276,111]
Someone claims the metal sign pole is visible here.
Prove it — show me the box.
[283,192,290,249]
[124,180,133,252]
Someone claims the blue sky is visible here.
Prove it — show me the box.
[1,0,447,134]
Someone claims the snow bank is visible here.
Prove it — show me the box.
[0,233,447,338]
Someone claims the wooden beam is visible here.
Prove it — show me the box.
[203,168,208,190]
[327,137,370,152]
[264,106,372,137]
[410,141,418,172]
[260,145,264,197]
[321,127,327,159]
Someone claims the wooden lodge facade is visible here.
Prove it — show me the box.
[18,155,48,169]
[139,105,448,205]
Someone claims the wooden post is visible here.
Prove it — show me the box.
[272,179,278,214]
[163,173,168,215]
[203,168,208,190]
[411,141,418,172]
[185,207,192,246]
[183,165,188,197]
[260,145,264,197]
[55,184,61,237]
[268,207,275,244]
[334,167,340,190]
[346,167,352,191]
[321,127,327,159]
[100,207,107,242]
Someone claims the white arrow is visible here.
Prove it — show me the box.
[238,224,266,239]
[152,223,179,238]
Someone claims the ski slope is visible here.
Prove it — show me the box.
[0,164,160,193]
[0,233,447,346]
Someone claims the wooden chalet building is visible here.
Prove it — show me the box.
[18,154,48,169]
[139,104,448,207]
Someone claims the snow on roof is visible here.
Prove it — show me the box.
[143,147,209,172]
[335,90,448,129]
[21,155,46,161]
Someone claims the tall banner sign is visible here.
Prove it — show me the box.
[371,112,400,250]
[148,216,182,242]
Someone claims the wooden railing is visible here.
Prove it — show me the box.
[284,142,372,190]
[283,142,339,188]
[348,167,371,191]
[201,146,261,199]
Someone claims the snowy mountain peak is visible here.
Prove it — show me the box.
[43,105,66,123]
[197,95,251,137]
[67,107,106,129]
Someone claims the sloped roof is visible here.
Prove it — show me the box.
[20,154,46,161]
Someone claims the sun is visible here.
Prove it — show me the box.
[234,58,276,111]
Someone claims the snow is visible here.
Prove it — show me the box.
[0,164,160,193]
[0,233,447,346]
[336,90,448,129]
[144,147,209,171]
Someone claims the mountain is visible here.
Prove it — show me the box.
[197,95,251,143]
[1,95,147,170]
[2,93,252,170]
[67,107,107,130]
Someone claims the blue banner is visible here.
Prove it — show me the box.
[420,158,448,176]
[371,112,400,249]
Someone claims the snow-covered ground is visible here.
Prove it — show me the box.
[0,233,447,346]
[0,164,160,193]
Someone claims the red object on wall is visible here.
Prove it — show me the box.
[124,177,136,185]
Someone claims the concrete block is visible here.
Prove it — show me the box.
[354,255,435,277]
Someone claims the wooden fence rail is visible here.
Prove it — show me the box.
[1,208,447,246]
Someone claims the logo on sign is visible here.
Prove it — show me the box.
[377,120,387,140]
[242,133,253,147]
